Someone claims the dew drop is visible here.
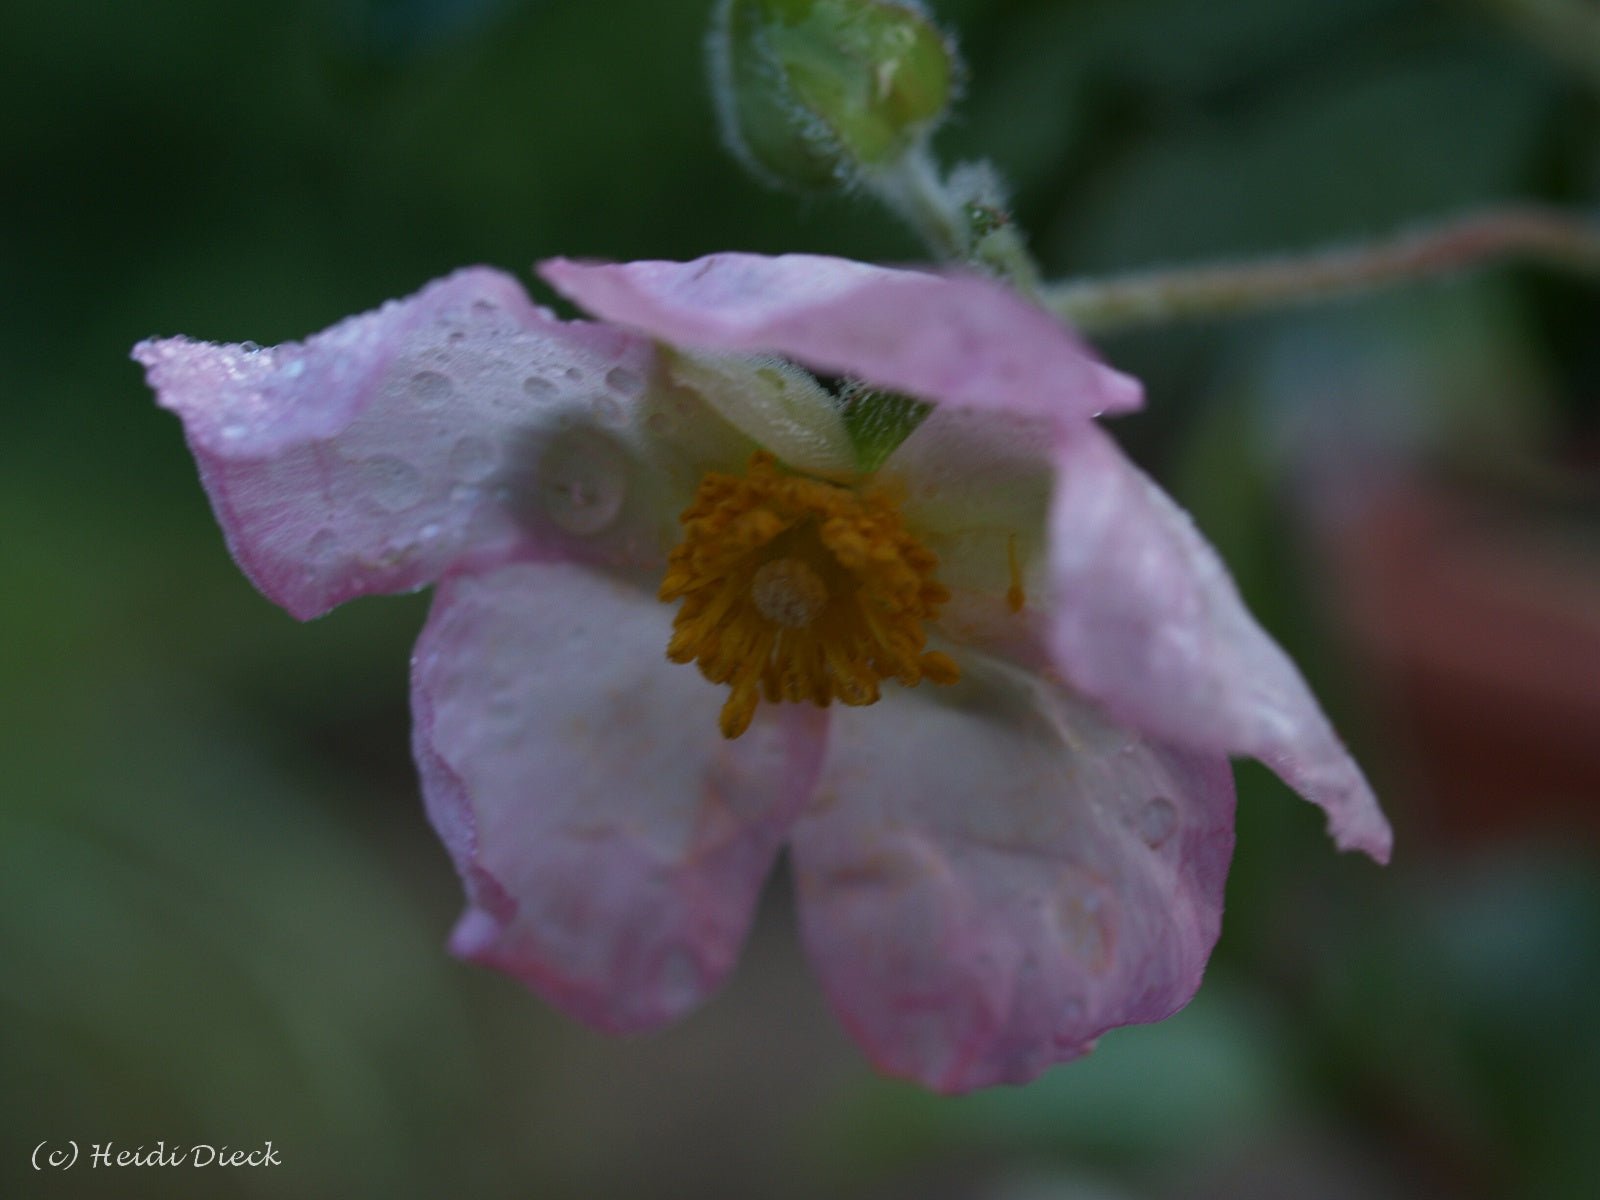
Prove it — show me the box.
[1136,796,1178,848]
[218,421,247,441]
[285,359,305,379]
[448,435,497,482]
[541,432,626,535]
[1055,878,1115,975]
[239,340,262,354]
[409,370,454,408]
[605,366,643,395]
[523,376,556,399]
[360,455,426,512]
[564,366,584,383]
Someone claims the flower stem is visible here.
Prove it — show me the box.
[1043,205,1600,334]
[870,148,968,263]
[869,150,1044,293]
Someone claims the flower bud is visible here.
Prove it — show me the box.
[710,0,958,190]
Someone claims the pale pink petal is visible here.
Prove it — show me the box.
[1047,424,1392,862]
[789,665,1235,1093]
[134,269,665,619]
[412,554,827,1032]
[884,404,1057,668]
[540,253,1142,424]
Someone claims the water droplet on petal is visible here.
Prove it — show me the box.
[523,376,556,399]
[605,366,643,395]
[361,455,426,512]
[542,433,627,535]
[410,370,453,408]
[1054,877,1115,975]
[448,435,497,483]
[564,366,584,383]
[240,340,261,354]
[1136,796,1178,848]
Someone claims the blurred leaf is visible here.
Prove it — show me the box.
[1317,847,1600,1200]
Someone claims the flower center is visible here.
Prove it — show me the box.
[750,557,829,628]
[659,452,959,738]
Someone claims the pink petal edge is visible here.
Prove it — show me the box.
[411,552,828,1032]
[540,253,1142,426]
[134,268,657,619]
[1047,424,1392,863]
[790,667,1235,1093]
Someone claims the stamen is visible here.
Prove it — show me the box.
[659,452,959,736]
[1006,532,1027,613]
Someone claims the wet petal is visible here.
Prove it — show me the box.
[134,268,666,619]
[1047,425,1391,862]
[541,253,1142,425]
[412,555,827,1032]
[789,664,1235,1093]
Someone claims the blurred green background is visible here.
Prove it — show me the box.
[4,1,1599,1197]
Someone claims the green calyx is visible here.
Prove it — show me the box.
[711,0,958,190]
[838,383,932,473]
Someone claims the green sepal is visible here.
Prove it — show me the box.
[839,384,933,473]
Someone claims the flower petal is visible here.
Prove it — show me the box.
[662,348,855,477]
[134,268,666,619]
[789,664,1235,1093]
[1047,425,1392,862]
[886,404,1057,667]
[411,555,828,1032]
[540,253,1142,424]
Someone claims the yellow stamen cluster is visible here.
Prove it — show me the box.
[660,452,960,738]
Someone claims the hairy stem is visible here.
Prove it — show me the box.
[870,148,968,263]
[869,150,1044,292]
[1044,205,1600,333]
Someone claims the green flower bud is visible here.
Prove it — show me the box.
[710,0,959,190]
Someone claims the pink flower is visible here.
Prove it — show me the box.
[133,253,1390,1093]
